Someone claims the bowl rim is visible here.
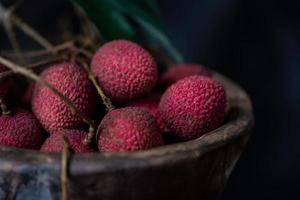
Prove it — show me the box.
[0,73,253,174]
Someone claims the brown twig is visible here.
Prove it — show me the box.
[61,135,70,200]
[0,41,74,81]
[0,2,21,54]
[10,14,54,50]
[28,56,65,69]
[0,56,96,133]
[0,56,65,82]
[70,46,93,58]
[78,59,114,111]
[76,58,114,145]
[72,3,105,47]
[4,21,21,54]
[2,41,74,59]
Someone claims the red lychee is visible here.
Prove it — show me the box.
[0,108,44,149]
[126,93,167,132]
[159,75,226,141]
[159,63,212,89]
[0,64,11,99]
[41,130,95,153]
[91,40,158,103]
[97,107,164,152]
[32,63,96,133]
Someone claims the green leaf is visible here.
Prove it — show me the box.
[132,15,183,63]
[98,0,163,29]
[72,0,136,40]
[71,0,183,63]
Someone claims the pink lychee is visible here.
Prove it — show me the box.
[97,107,163,152]
[0,108,44,149]
[159,75,226,141]
[41,130,95,153]
[126,93,167,132]
[91,40,158,103]
[159,63,212,89]
[32,63,96,133]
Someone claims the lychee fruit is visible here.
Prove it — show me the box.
[0,64,11,99]
[126,93,167,132]
[91,40,158,103]
[32,63,96,133]
[159,63,212,89]
[41,130,95,153]
[0,108,44,149]
[159,75,226,141]
[97,107,164,152]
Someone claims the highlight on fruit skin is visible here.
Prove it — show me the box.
[159,63,212,89]
[41,130,95,153]
[0,108,44,149]
[32,62,97,133]
[97,107,164,152]
[91,40,158,103]
[159,75,226,141]
[126,93,167,132]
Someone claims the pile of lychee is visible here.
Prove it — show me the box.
[0,40,226,154]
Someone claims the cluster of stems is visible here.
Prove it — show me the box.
[0,3,114,200]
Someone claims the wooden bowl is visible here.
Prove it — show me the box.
[0,73,253,200]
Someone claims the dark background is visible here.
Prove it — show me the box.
[1,0,299,199]
[159,0,300,199]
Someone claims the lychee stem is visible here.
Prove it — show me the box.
[0,56,64,81]
[83,125,96,145]
[0,98,11,115]
[3,19,21,54]
[6,41,74,59]
[76,59,114,145]
[78,59,115,111]
[0,56,96,134]
[61,135,70,200]
[0,2,22,54]
[10,15,54,51]
[72,3,105,47]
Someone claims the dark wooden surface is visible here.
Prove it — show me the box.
[0,73,253,200]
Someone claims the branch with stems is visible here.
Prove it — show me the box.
[76,58,115,145]
[77,58,114,111]
[1,41,74,59]
[10,15,54,50]
[0,0,54,52]
[0,2,21,53]
[0,56,64,81]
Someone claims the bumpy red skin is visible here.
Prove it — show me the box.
[159,63,212,89]
[159,75,226,141]
[91,40,158,103]
[32,63,96,133]
[0,64,11,99]
[0,108,44,149]
[41,130,95,153]
[98,107,164,152]
[127,93,167,132]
